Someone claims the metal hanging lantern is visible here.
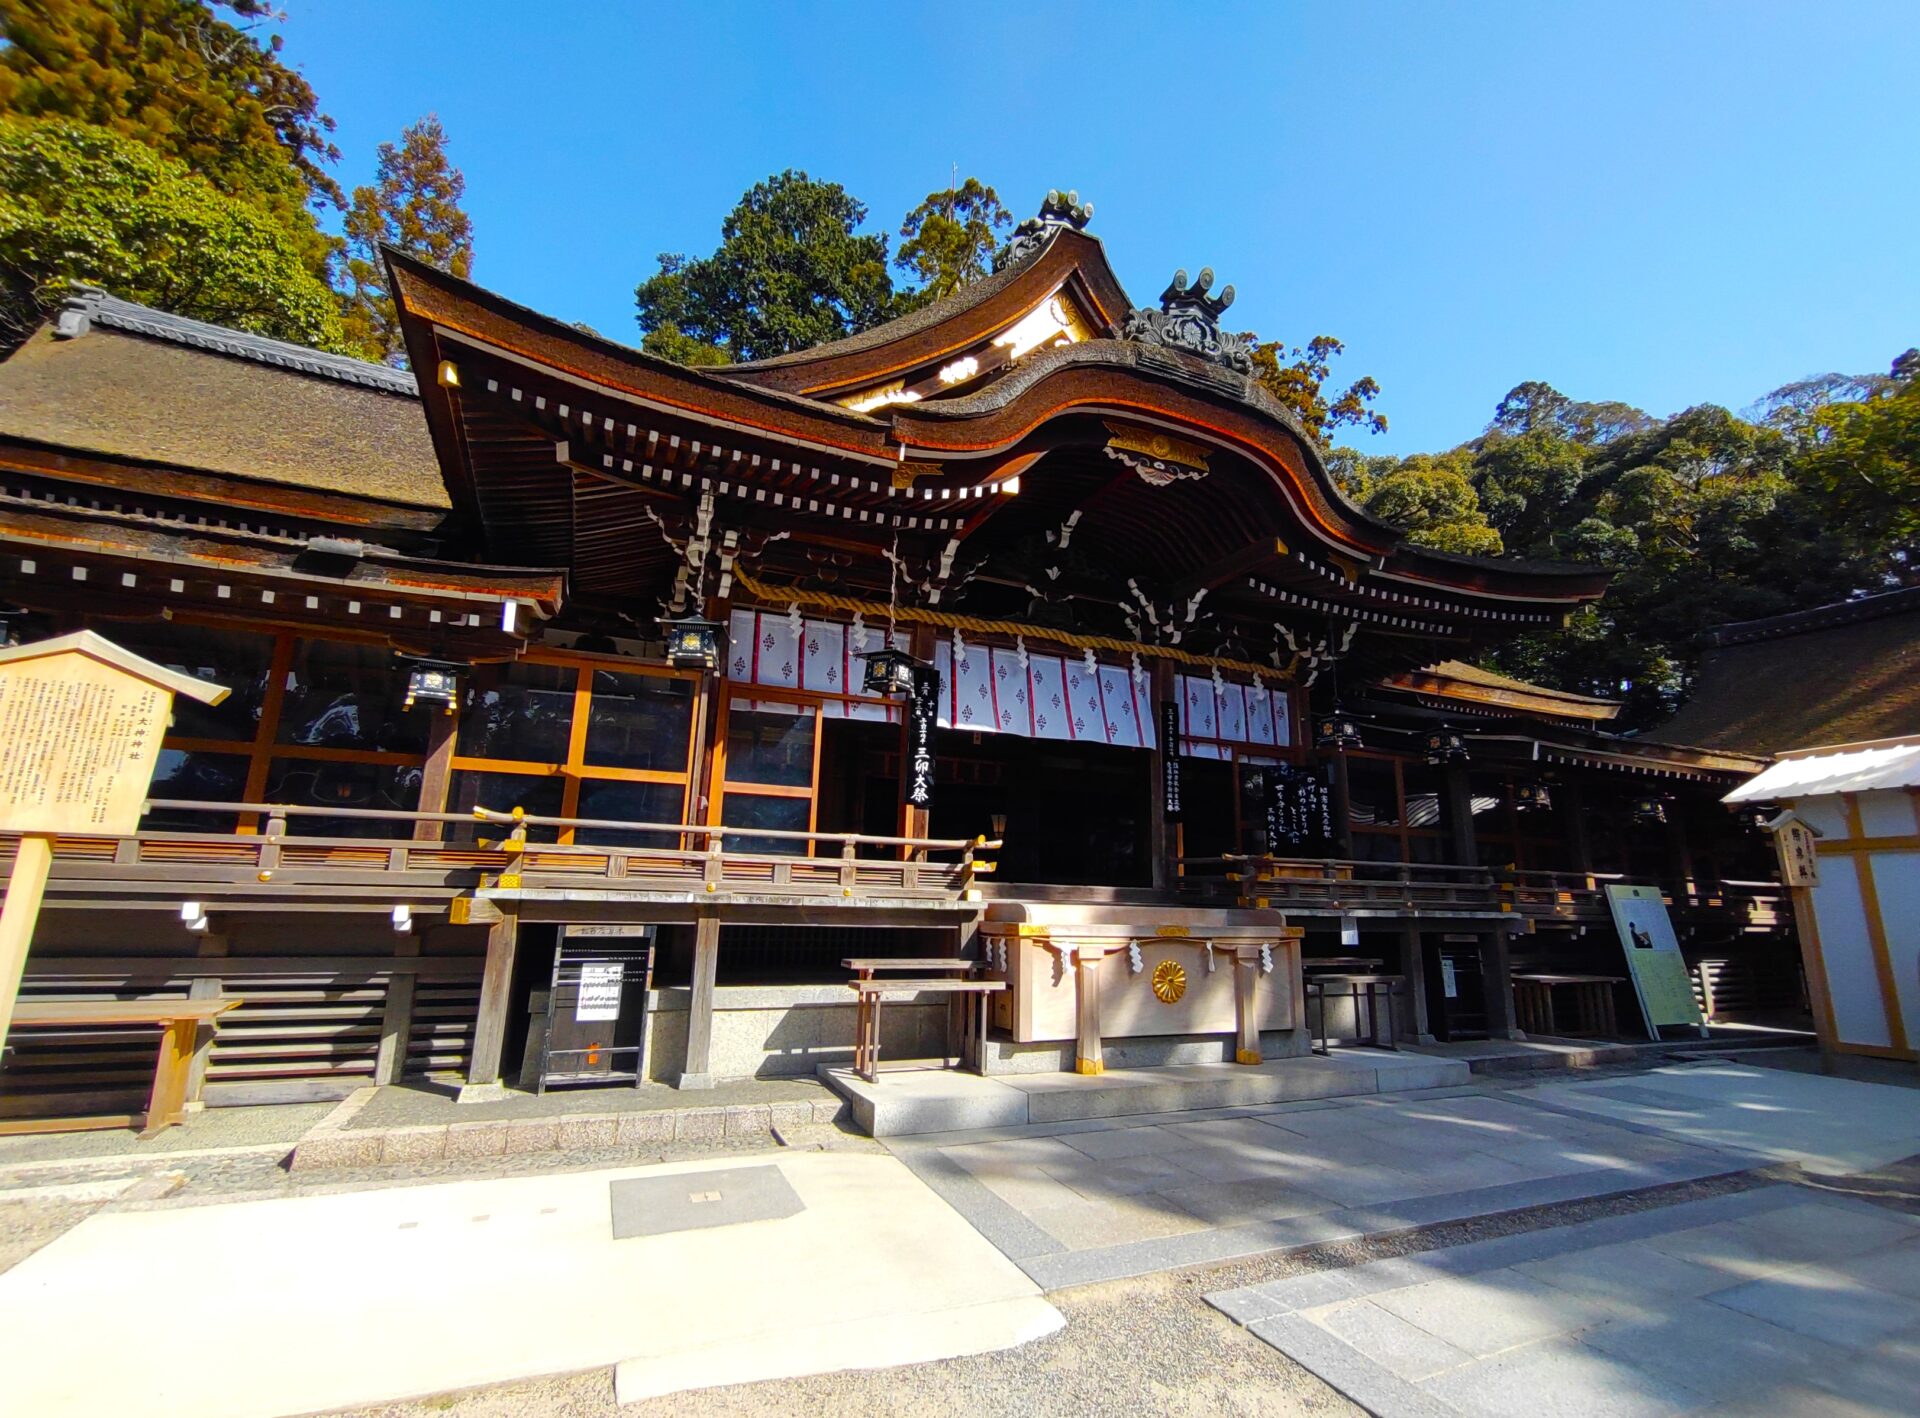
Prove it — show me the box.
[859,646,921,698]
[1632,792,1670,826]
[400,659,461,714]
[659,616,722,672]
[1514,781,1554,813]
[1315,707,1363,752]
[1423,727,1469,766]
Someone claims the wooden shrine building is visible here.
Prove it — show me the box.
[0,196,1794,1117]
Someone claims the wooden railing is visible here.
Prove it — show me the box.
[0,800,997,909]
[1177,856,1504,916]
[1179,854,1786,930]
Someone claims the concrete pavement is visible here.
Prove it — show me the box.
[0,1150,1061,1418]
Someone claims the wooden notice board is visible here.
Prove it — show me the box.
[0,631,229,1054]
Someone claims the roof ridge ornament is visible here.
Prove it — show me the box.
[1122,268,1254,375]
[996,189,1094,271]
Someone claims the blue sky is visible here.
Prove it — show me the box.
[287,2,1917,455]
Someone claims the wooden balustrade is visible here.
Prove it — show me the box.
[1178,854,1786,930]
[0,800,997,909]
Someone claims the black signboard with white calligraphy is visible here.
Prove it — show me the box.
[904,666,939,811]
[1160,699,1183,820]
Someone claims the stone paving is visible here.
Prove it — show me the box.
[1207,1184,1920,1416]
[889,1081,1755,1290]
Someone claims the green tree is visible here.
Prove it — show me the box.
[895,177,1012,303]
[339,115,474,365]
[1247,335,1387,444]
[0,116,346,350]
[0,1,342,276]
[634,170,894,364]
[1361,450,1504,556]
[1790,349,1919,584]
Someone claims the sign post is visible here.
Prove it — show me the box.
[0,632,228,1052]
[1603,883,1707,1038]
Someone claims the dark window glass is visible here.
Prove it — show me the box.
[583,671,691,772]
[575,780,686,849]
[276,639,427,753]
[141,748,249,832]
[720,792,810,856]
[1345,758,1401,828]
[445,770,566,844]
[458,663,575,763]
[724,703,814,787]
[109,621,272,741]
[1351,830,1404,863]
[265,758,421,837]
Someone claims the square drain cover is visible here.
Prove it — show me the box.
[610,1165,803,1239]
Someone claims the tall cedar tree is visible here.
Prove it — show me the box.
[0,117,347,350]
[0,1,341,279]
[340,115,474,365]
[895,177,1012,304]
[635,170,893,364]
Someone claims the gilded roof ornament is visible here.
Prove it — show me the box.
[1122,268,1254,375]
[996,190,1095,271]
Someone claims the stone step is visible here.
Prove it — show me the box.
[823,1049,1471,1138]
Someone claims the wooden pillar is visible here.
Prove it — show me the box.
[412,709,459,841]
[680,910,721,1089]
[0,834,53,1055]
[375,972,417,1085]
[1480,927,1522,1039]
[1233,947,1263,1064]
[1072,946,1104,1074]
[1664,795,1697,893]
[1328,752,1355,860]
[184,975,223,1108]
[462,909,519,1092]
[1398,925,1435,1043]
[1147,661,1175,892]
[1562,781,1594,874]
[1444,766,1479,867]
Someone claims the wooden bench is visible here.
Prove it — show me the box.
[1305,972,1404,1055]
[841,958,1002,1084]
[1,999,240,1138]
[1513,973,1623,1038]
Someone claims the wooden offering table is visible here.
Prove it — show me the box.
[980,903,1302,1076]
[843,959,1004,1085]
[1,999,240,1138]
[1513,974,1624,1038]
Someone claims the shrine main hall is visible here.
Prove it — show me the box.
[0,194,1794,1121]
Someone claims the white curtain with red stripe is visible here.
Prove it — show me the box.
[725,612,1289,753]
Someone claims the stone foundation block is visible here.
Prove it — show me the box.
[290,1131,383,1171]
[673,1108,726,1143]
[723,1105,772,1138]
[504,1118,559,1154]
[769,1101,815,1133]
[616,1110,676,1147]
[379,1126,447,1165]
[557,1115,620,1149]
[444,1120,507,1160]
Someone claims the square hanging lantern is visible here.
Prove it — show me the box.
[1315,708,1363,752]
[659,616,722,672]
[1423,728,1469,766]
[1514,781,1554,813]
[859,646,921,698]
[1632,793,1670,826]
[400,660,461,714]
